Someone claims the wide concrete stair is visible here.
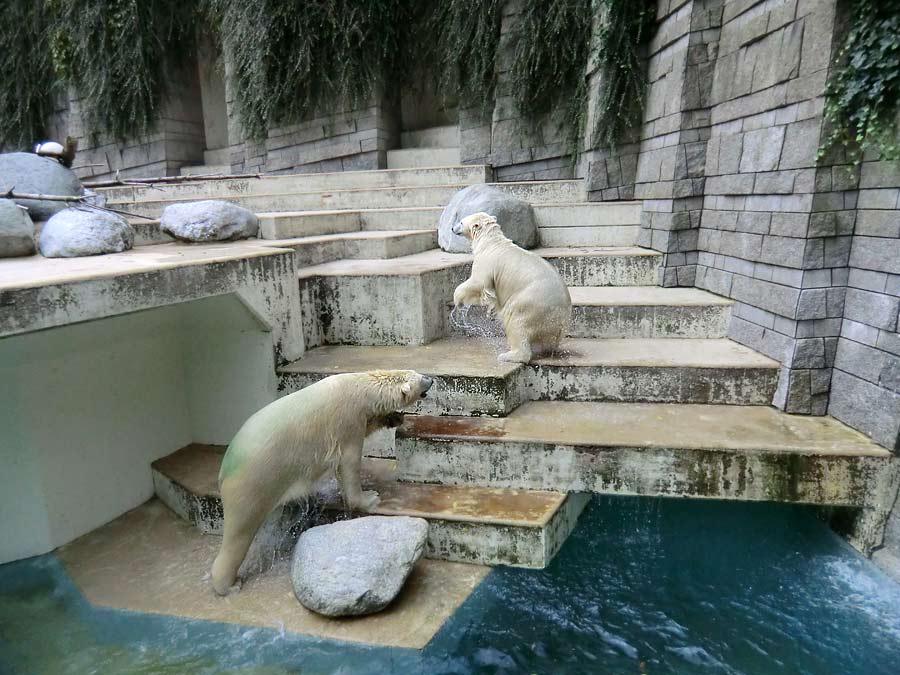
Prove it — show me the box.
[152,444,588,569]
[387,125,461,169]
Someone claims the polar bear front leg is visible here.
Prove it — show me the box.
[453,278,483,307]
[337,438,380,512]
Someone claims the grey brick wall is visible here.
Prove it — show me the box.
[49,64,206,182]
[829,158,900,451]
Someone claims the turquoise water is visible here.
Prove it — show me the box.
[2,497,899,674]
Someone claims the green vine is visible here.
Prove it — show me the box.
[592,0,654,153]
[510,0,593,158]
[821,0,900,163]
[48,0,198,140]
[211,0,409,140]
[0,1,57,150]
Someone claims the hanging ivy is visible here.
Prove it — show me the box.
[210,0,410,140]
[510,0,593,157]
[48,0,198,140]
[0,1,57,150]
[592,0,654,153]
[821,0,900,163]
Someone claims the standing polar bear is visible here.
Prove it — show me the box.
[453,212,571,363]
[211,370,434,596]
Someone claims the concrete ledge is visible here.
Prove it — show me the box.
[396,402,899,512]
[152,445,586,568]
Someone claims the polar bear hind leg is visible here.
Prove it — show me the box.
[498,319,533,363]
[212,485,276,596]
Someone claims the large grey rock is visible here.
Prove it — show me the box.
[160,200,259,242]
[438,184,538,253]
[291,516,428,617]
[0,199,35,257]
[0,152,84,220]
[39,208,134,258]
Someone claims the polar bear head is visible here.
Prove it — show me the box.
[452,212,499,242]
[367,369,434,411]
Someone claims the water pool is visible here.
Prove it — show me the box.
[2,497,899,674]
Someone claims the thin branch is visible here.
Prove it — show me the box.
[84,172,265,189]
[2,189,157,221]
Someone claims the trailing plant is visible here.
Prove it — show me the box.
[413,0,503,114]
[510,0,593,156]
[48,0,199,140]
[0,1,57,150]
[821,0,900,163]
[210,0,410,140]
[591,0,654,153]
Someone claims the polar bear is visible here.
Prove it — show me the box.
[452,212,571,363]
[211,370,434,595]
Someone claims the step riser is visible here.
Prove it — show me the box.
[449,303,731,339]
[401,125,459,148]
[280,370,524,417]
[395,438,889,508]
[119,181,583,219]
[547,255,659,286]
[539,226,638,247]
[387,148,461,169]
[290,232,438,266]
[259,211,361,239]
[301,266,469,347]
[101,166,491,203]
[153,466,583,568]
[524,365,777,405]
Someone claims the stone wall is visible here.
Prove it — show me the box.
[828,156,900,451]
[48,64,206,182]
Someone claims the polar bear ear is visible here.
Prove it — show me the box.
[401,382,412,395]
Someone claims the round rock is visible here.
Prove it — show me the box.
[39,208,135,258]
[0,199,35,257]
[0,152,84,220]
[160,200,259,242]
[438,184,538,253]
[291,515,428,617]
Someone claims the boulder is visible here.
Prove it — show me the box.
[0,199,36,257]
[160,200,259,242]
[0,152,84,220]
[291,516,428,617]
[39,208,135,258]
[438,184,538,253]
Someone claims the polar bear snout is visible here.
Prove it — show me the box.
[452,221,463,235]
[420,375,434,397]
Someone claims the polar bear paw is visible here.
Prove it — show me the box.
[352,490,381,512]
[498,349,531,363]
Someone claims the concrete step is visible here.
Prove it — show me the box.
[449,286,734,339]
[275,230,438,266]
[179,164,231,177]
[395,402,898,511]
[387,148,461,169]
[204,148,230,165]
[114,180,587,219]
[101,165,491,204]
[254,200,640,242]
[298,247,660,347]
[151,444,588,568]
[401,125,459,148]
[280,337,778,413]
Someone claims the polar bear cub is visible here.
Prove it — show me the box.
[211,370,433,595]
[452,212,571,363]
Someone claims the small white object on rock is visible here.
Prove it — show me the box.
[438,184,538,253]
[160,200,259,242]
[0,152,84,220]
[34,141,66,159]
[0,199,36,257]
[39,208,134,258]
[291,516,428,617]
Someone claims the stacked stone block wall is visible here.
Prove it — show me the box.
[47,64,206,182]
[829,157,900,451]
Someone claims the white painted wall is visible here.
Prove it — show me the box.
[0,294,279,563]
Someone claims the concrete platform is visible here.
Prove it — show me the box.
[396,402,899,519]
[280,336,778,412]
[56,499,489,649]
[119,180,586,219]
[272,229,438,266]
[152,445,587,568]
[100,165,492,203]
